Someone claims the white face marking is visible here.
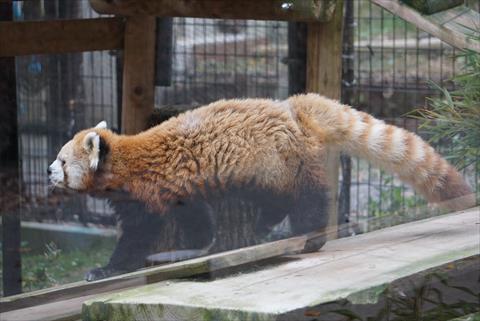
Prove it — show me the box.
[48,159,65,187]
[48,140,91,190]
[65,162,88,189]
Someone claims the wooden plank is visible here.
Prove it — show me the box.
[371,0,480,53]
[356,37,446,50]
[0,278,142,314]
[1,295,95,321]
[400,0,463,15]
[0,235,307,314]
[429,6,480,38]
[0,18,124,57]
[82,207,480,321]
[306,0,344,240]
[90,0,337,22]
[120,15,156,134]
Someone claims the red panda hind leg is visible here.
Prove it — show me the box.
[290,163,330,253]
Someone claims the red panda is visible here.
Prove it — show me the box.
[48,94,475,279]
[49,93,475,212]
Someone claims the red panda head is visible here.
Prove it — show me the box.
[48,121,110,191]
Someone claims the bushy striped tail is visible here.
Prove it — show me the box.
[290,94,475,211]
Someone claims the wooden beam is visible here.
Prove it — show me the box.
[120,15,156,134]
[306,0,344,240]
[371,0,480,53]
[90,0,337,22]
[0,17,124,57]
[1,293,112,321]
[0,235,307,313]
[400,0,463,15]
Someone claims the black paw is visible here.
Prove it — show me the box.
[85,266,125,282]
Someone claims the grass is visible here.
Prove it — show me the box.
[0,240,114,296]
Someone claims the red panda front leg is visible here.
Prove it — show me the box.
[85,194,215,281]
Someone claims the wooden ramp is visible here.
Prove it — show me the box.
[371,0,480,52]
[0,236,307,320]
[82,207,480,321]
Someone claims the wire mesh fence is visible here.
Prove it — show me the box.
[342,0,478,233]
[11,0,478,232]
[14,0,118,224]
[155,18,289,105]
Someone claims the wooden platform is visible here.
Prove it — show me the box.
[0,236,308,320]
[82,207,479,321]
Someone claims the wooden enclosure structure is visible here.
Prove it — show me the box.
[82,207,480,321]
[1,0,479,320]
[0,0,344,319]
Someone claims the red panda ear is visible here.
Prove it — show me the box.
[95,121,107,129]
[83,132,101,170]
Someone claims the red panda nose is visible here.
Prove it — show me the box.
[47,167,52,175]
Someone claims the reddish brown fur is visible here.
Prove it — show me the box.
[68,99,319,213]
[58,94,475,214]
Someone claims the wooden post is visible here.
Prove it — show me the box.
[306,0,344,240]
[0,0,22,296]
[121,15,156,134]
[287,22,307,95]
